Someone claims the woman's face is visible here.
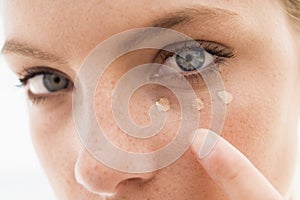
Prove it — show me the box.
[2,0,300,199]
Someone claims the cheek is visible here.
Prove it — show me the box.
[219,54,298,194]
[28,98,85,198]
[93,70,218,155]
[93,54,205,153]
[94,79,184,153]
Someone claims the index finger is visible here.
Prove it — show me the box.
[191,128,283,200]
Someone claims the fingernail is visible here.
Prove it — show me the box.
[196,129,220,159]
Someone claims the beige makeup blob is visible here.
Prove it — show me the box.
[154,91,232,114]
[155,97,170,112]
[192,98,205,111]
[217,91,233,104]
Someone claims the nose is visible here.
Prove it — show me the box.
[74,149,156,195]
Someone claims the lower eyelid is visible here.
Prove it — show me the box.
[25,80,73,104]
[26,88,72,105]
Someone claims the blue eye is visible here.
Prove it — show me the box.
[155,40,233,73]
[43,74,69,92]
[25,73,69,95]
[175,46,205,72]
[155,42,217,77]
[19,67,71,98]
[151,40,234,88]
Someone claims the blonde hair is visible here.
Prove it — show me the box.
[282,0,300,49]
[284,0,300,19]
[283,0,300,33]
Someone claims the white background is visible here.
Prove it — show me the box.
[0,11,55,199]
[0,65,56,200]
[0,8,299,200]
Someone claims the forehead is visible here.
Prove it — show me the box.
[2,0,273,30]
[1,0,283,65]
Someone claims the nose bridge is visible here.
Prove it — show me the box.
[73,63,159,194]
[74,149,155,194]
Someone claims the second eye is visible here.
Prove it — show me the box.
[27,73,70,95]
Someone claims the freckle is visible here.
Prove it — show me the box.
[192,98,205,111]
[217,90,233,104]
[155,97,170,112]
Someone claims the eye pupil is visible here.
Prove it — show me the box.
[43,74,69,92]
[185,54,194,62]
[175,47,205,72]
[53,76,61,84]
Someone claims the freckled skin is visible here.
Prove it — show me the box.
[2,0,300,199]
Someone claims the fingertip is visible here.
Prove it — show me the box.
[191,128,221,160]
[191,129,282,200]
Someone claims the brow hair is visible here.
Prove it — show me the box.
[1,40,68,64]
[151,7,238,28]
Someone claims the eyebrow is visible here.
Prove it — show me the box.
[1,40,68,64]
[1,6,238,62]
[151,7,239,28]
[124,6,239,48]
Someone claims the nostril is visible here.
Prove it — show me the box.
[115,177,151,192]
[120,177,143,184]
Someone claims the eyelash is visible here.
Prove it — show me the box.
[155,40,234,83]
[18,40,234,105]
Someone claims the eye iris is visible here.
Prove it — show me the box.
[175,47,205,71]
[43,74,69,92]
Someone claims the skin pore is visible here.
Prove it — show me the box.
[1,0,300,200]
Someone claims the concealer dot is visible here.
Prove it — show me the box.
[217,90,233,104]
[155,97,170,112]
[192,98,205,111]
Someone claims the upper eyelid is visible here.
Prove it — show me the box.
[154,40,234,62]
[18,66,73,85]
[162,40,233,54]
